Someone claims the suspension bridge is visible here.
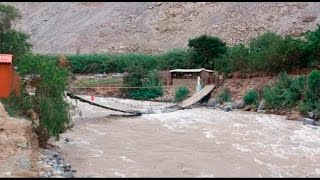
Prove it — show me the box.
[67,84,215,116]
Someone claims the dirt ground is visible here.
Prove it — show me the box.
[51,97,320,177]
[0,103,39,177]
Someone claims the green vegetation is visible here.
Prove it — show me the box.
[299,70,320,119]
[57,27,320,77]
[127,70,164,100]
[263,71,305,110]
[217,88,232,103]
[0,4,31,58]
[243,89,259,105]
[66,53,158,74]
[188,35,227,69]
[16,54,71,146]
[73,78,123,87]
[0,4,71,147]
[122,66,163,100]
[156,48,193,70]
[174,86,189,102]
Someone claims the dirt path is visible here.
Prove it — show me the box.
[52,97,320,177]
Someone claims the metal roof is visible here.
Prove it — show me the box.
[0,54,13,64]
[169,68,214,73]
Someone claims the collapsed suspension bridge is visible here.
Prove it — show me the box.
[66,85,215,116]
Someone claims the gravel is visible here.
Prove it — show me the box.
[37,148,76,178]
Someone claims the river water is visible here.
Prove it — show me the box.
[52,96,320,177]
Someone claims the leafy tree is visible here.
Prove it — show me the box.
[302,25,320,68]
[188,34,227,69]
[215,44,251,74]
[0,3,21,32]
[299,70,320,119]
[263,71,305,109]
[16,54,71,147]
[249,32,285,73]
[0,4,31,58]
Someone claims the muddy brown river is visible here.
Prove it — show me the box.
[52,96,320,177]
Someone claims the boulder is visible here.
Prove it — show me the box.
[19,158,31,170]
[223,105,232,112]
[258,99,266,111]
[307,111,314,119]
[207,98,218,107]
[243,105,252,111]
[286,111,303,120]
[42,165,53,173]
[235,100,245,109]
[303,118,320,126]
[257,110,266,113]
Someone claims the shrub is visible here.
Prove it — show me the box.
[302,25,320,67]
[263,71,305,109]
[128,70,163,100]
[156,48,193,70]
[299,70,320,119]
[66,53,158,74]
[188,34,227,69]
[217,88,232,103]
[174,86,189,102]
[215,44,251,74]
[243,89,259,105]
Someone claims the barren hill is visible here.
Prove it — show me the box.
[4,2,320,54]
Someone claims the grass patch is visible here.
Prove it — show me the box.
[73,78,123,87]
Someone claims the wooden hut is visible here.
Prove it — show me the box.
[169,68,215,85]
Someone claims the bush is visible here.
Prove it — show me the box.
[263,71,305,109]
[156,48,193,70]
[128,70,163,100]
[243,89,259,105]
[299,70,320,119]
[188,34,227,69]
[217,88,232,103]
[215,44,251,74]
[66,53,158,74]
[302,25,320,68]
[174,86,189,102]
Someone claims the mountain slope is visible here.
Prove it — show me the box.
[4,2,320,54]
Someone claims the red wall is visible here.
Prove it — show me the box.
[0,64,13,98]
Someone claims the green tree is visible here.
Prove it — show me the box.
[188,34,227,69]
[157,48,193,70]
[16,54,71,147]
[302,25,320,68]
[0,4,31,58]
[215,44,251,74]
[299,70,320,119]
[0,3,21,32]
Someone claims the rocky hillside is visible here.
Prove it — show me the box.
[0,103,39,177]
[4,2,320,54]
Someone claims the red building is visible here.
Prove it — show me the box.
[0,54,20,99]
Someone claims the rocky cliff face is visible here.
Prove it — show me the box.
[4,2,320,54]
[0,103,39,177]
